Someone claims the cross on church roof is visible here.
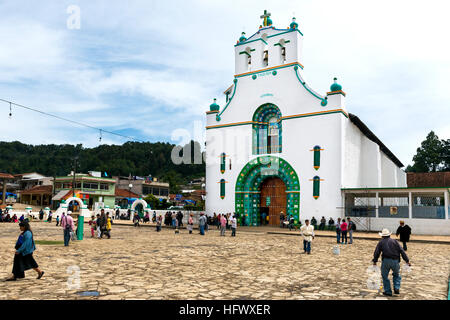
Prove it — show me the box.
[260,10,271,27]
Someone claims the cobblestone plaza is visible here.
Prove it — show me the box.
[0,222,448,300]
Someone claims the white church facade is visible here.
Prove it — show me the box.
[205,12,406,227]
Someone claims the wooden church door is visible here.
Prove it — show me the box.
[260,177,287,226]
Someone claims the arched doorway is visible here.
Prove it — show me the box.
[235,156,300,226]
[260,177,286,226]
[131,199,150,219]
[65,197,85,212]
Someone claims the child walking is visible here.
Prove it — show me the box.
[89,216,96,238]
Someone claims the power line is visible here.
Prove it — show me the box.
[0,98,146,143]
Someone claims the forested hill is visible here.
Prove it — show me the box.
[0,140,205,185]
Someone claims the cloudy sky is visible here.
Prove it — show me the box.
[0,0,449,167]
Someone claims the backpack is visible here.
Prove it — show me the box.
[351,222,356,231]
[64,217,72,231]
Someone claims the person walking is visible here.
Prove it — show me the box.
[373,228,411,296]
[47,211,52,223]
[198,212,207,235]
[133,212,140,228]
[171,212,177,229]
[300,219,315,254]
[61,212,75,247]
[347,217,356,244]
[178,211,184,227]
[95,214,101,238]
[219,214,227,236]
[230,214,237,237]
[156,214,162,232]
[216,214,221,229]
[280,211,285,228]
[396,221,412,251]
[55,215,60,227]
[187,214,194,234]
[99,210,107,238]
[6,221,44,281]
[89,216,96,238]
[335,217,341,244]
[104,213,112,239]
[39,209,44,221]
[340,218,348,244]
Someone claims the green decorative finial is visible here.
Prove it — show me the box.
[290,17,298,29]
[239,32,247,42]
[330,77,342,92]
[210,98,220,112]
[260,10,271,27]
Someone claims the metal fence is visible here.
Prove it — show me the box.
[345,192,448,220]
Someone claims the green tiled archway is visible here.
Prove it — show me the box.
[235,156,300,226]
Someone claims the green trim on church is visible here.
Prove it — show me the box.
[235,156,300,226]
[216,79,238,121]
[234,29,303,47]
[294,65,328,106]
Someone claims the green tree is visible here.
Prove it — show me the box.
[144,194,159,209]
[408,131,446,172]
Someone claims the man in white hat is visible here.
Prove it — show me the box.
[61,211,75,247]
[373,228,411,296]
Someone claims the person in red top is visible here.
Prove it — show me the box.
[340,218,348,244]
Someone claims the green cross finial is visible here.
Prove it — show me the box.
[260,10,271,27]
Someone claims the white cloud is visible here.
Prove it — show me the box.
[0,0,449,167]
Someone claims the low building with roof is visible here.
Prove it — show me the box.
[52,172,116,210]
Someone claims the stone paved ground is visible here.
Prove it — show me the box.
[0,222,448,300]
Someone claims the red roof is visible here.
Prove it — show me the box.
[115,188,139,198]
[20,185,53,195]
[0,173,15,179]
[193,189,206,195]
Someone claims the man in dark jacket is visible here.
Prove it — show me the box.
[396,221,412,251]
[99,210,107,238]
[373,228,411,296]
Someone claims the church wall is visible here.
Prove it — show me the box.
[361,135,381,187]
[380,152,397,187]
[205,124,252,215]
[343,120,363,187]
[396,167,407,187]
[281,113,344,221]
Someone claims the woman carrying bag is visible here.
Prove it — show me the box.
[6,221,44,281]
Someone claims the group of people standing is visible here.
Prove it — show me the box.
[334,217,356,244]
[88,209,112,239]
[162,211,184,229]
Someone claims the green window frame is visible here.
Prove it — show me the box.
[220,179,226,199]
[313,176,320,199]
[220,153,226,174]
[313,145,321,170]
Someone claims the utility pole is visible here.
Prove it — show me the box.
[72,156,78,198]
